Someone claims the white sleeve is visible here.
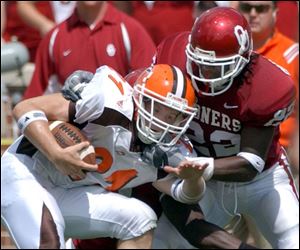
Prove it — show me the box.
[74,66,133,124]
[74,72,106,124]
[170,178,206,204]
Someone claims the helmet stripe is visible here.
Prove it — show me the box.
[172,65,186,99]
[182,73,187,99]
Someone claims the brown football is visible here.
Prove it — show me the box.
[49,121,96,165]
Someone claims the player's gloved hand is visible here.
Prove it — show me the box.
[61,70,94,102]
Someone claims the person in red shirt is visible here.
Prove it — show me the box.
[153,7,298,249]
[23,1,155,99]
[2,1,54,62]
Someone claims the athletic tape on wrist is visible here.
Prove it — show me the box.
[171,178,206,204]
[17,110,48,134]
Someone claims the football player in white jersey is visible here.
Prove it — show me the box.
[61,67,260,250]
[1,64,208,249]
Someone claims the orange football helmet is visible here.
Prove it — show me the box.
[133,64,198,146]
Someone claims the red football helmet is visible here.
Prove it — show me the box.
[186,7,253,96]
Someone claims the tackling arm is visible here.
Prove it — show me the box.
[152,160,207,204]
[212,125,275,182]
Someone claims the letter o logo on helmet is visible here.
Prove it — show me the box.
[234,25,250,54]
[132,64,198,147]
[186,7,253,96]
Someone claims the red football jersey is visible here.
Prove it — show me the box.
[155,33,296,171]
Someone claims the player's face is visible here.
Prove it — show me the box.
[144,101,181,132]
[193,64,223,80]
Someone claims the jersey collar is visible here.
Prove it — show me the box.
[68,3,119,29]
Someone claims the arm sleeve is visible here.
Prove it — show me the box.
[72,69,106,124]
[247,86,296,127]
[242,62,296,127]
[72,66,134,124]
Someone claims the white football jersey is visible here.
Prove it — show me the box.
[32,123,158,191]
[24,66,195,191]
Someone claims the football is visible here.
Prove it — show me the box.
[49,121,96,165]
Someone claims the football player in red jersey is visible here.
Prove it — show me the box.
[152,6,299,249]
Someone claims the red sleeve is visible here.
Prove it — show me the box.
[241,55,296,127]
[125,18,156,70]
[23,29,56,100]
